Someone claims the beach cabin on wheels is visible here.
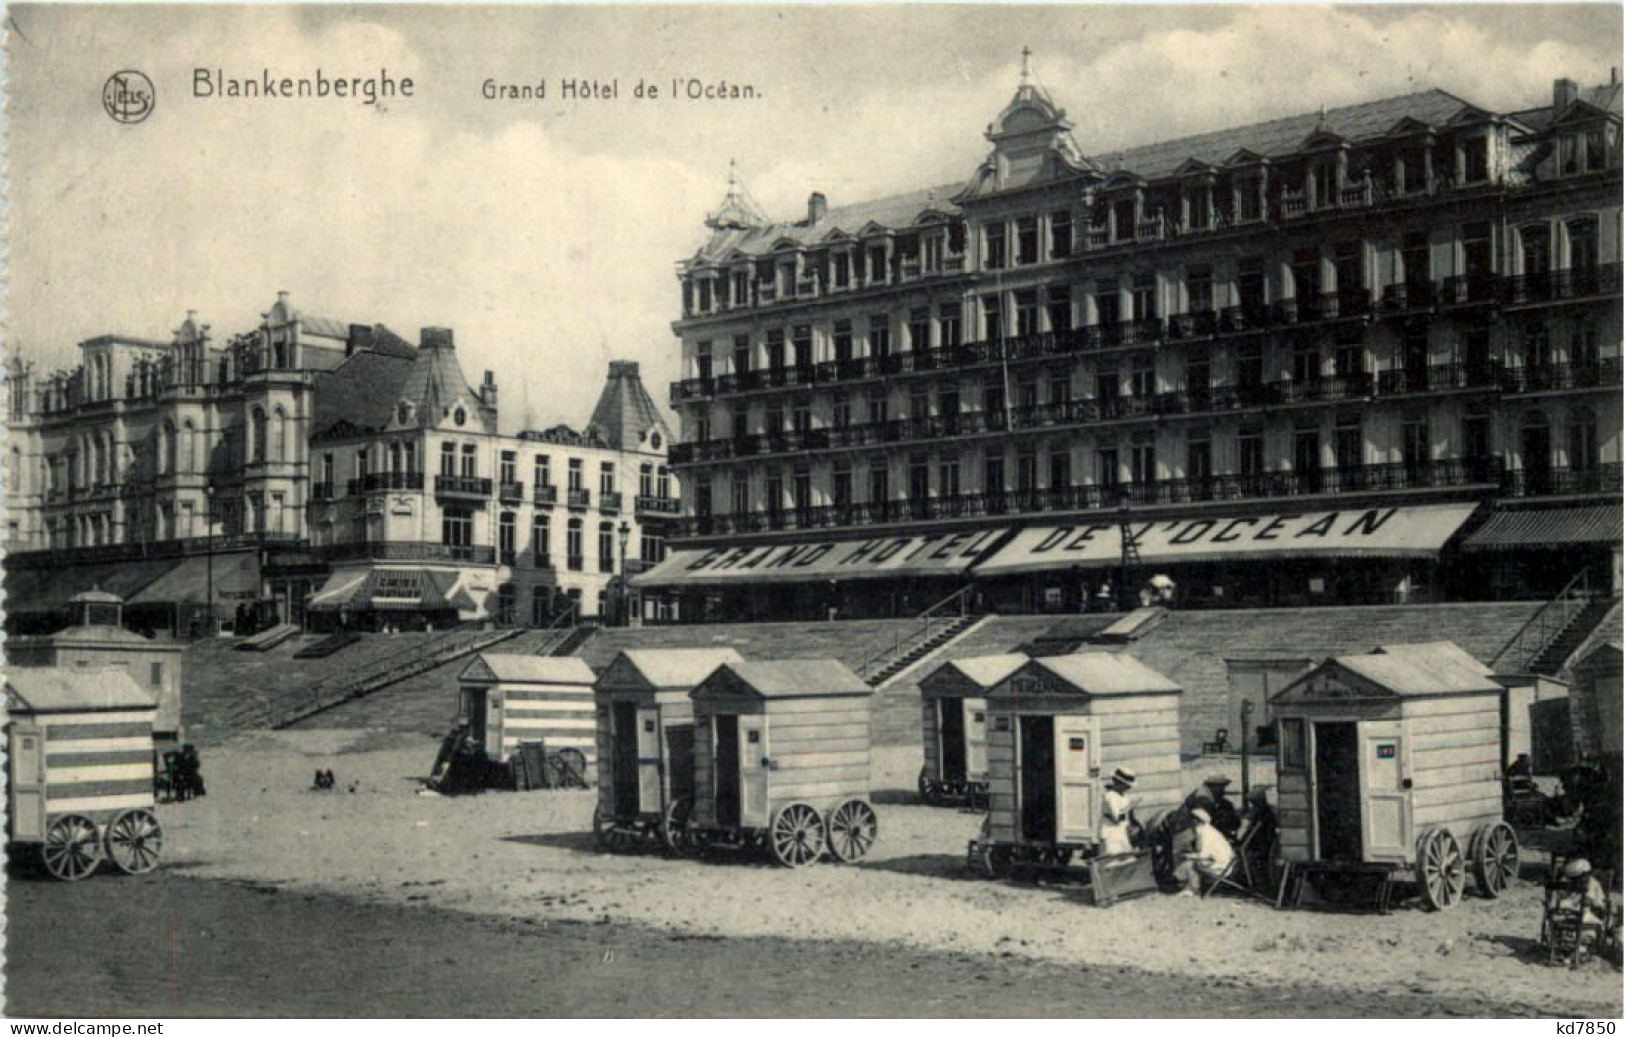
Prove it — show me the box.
[1270,641,1518,910]
[917,655,1025,806]
[592,648,744,851]
[5,668,163,880]
[687,660,878,867]
[973,653,1184,877]
[457,655,598,785]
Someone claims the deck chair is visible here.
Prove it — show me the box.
[1201,837,1256,899]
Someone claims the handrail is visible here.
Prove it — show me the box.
[858,584,976,679]
[1491,569,1594,673]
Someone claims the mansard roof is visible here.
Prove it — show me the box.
[690,184,963,263]
[587,361,673,452]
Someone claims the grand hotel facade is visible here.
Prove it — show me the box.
[638,68,1624,619]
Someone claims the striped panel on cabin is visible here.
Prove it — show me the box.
[499,684,598,770]
[35,710,156,822]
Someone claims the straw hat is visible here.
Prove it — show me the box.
[1564,858,1593,879]
[1111,767,1137,789]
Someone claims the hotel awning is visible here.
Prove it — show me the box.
[307,568,477,611]
[973,503,1480,576]
[3,556,185,614]
[631,529,1007,588]
[1463,504,1623,552]
[128,553,262,604]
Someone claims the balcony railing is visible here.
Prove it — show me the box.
[348,471,424,495]
[567,488,592,508]
[600,491,623,512]
[498,481,525,502]
[314,541,497,564]
[311,482,336,501]
[1500,359,1623,394]
[1500,463,1623,498]
[1377,362,1504,395]
[675,460,1508,537]
[635,494,682,515]
[535,484,558,506]
[433,475,492,499]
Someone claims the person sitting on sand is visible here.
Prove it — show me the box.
[1174,808,1234,897]
[1099,768,1138,855]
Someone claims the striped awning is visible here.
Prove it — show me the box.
[1463,504,1623,552]
[307,568,476,612]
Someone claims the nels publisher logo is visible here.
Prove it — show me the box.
[102,70,155,124]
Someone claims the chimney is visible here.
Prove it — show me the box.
[1555,77,1579,110]
[482,370,498,408]
[609,360,639,378]
[808,191,827,224]
[276,290,290,305]
[421,327,455,351]
[1612,67,1620,86]
[346,323,375,358]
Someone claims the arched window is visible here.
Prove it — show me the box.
[389,442,402,474]
[160,422,176,476]
[250,407,267,463]
[1567,405,1598,473]
[181,421,195,474]
[532,586,551,627]
[496,583,517,626]
[271,407,288,463]
[1567,218,1599,277]
[1519,224,1550,276]
[598,522,616,573]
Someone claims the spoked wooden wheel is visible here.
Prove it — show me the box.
[661,797,694,858]
[1417,828,1467,911]
[769,801,826,867]
[553,749,588,789]
[824,799,878,863]
[105,808,163,875]
[41,814,102,881]
[1471,821,1519,899]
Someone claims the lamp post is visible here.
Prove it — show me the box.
[203,484,215,638]
[616,520,631,627]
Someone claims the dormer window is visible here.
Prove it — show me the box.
[397,402,412,425]
[984,221,1007,270]
[697,279,713,311]
[923,235,944,272]
[1016,216,1039,265]
[1050,210,1072,258]
[1463,137,1489,183]
[833,253,851,289]
[454,406,467,427]
[1112,198,1136,242]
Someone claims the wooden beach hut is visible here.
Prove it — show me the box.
[457,654,598,784]
[688,659,878,867]
[592,647,744,850]
[974,653,1184,876]
[917,654,1024,806]
[1270,641,1519,910]
[5,667,163,880]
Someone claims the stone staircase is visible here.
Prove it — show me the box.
[864,613,981,687]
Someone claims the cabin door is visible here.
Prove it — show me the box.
[1312,722,1363,862]
[1018,716,1056,843]
[965,699,988,781]
[464,688,490,753]
[612,702,641,817]
[635,707,663,813]
[1357,720,1412,862]
[738,715,770,828]
[939,698,967,783]
[9,725,44,842]
[666,723,696,802]
[713,714,741,827]
[1054,715,1100,844]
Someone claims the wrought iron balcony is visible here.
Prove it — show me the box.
[311,482,336,501]
[534,484,558,506]
[1500,359,1623,394]
[433,475,492,499]
[1377,362,1503,395]
[498,481,526,502]
[1500,463,1622,498]
[566,488,592,508]
[672,460,1510,538]
[600,491,623,513]
[635,495,682,515]
[349,471,425,495]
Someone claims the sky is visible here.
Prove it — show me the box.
[7,3,1621,430]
